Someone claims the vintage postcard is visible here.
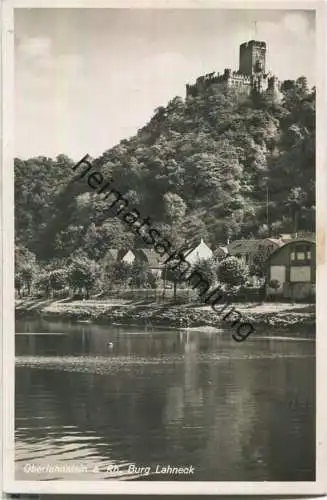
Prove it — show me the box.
[1,0,326,496]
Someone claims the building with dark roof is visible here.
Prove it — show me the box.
[227,238,283,267]
[266,238,316,300]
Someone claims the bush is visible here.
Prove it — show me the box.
[217,256,249,288]
[269,279,281,289]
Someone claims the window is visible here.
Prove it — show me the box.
[290,266,311,282]
[290,244,313,263]
[270,265,286,284]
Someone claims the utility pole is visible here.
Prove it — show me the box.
[254,20,257,39]
[294,210,298,238]
[266,183,269,236]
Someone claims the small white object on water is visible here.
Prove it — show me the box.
[108,342,114,348]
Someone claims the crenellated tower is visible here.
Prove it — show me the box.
[239,40,266,76]
[186,39,281,101]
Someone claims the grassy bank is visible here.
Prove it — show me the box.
[15,297,316,336]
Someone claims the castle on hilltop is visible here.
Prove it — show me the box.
[186,40,282,101]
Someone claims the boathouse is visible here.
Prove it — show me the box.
[266,238,316,300]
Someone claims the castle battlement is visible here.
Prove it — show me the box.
[240,40,266,49]
[230,72,252,82]
[186,39,281,101]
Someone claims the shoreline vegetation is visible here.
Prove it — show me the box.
[15,297,315,337]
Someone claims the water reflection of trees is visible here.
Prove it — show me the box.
[16,326,315,480]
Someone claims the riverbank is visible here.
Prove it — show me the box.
[15,298,316,337]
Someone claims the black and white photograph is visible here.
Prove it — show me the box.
[1,0,326,496]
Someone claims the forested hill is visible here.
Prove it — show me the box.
[15,76,315,264]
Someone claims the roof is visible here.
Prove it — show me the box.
[120,249,135,259]
[279,233,315,243]
[267,238,316,260]
[265,238,284,247]
[279,233,293,241]
[296,234,316,243]
[183,238,212,257]
[228,238,285,255]
[227,239,259,254]
[277,237,315,246]
[178,241,198,257]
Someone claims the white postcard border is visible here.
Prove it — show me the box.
[2,0,326,495]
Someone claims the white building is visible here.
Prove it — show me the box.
[121,250,135,264]
[183,239,213,265]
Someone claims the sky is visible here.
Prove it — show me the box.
[15,8,316,161]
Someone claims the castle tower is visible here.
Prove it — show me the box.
[267,75,283,103]
[239,40,266,76]
[186,39,279,99]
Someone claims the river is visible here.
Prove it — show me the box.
[15,318,315,481]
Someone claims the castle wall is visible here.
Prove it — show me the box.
[185,40,279,100]
[225,74,252,95]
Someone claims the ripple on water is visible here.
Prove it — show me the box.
[15,352,315,375]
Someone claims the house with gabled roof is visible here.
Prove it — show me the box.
[182,238,213,265]
[121,249,136,265]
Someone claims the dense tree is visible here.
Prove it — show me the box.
[190,258,217,298]
[20,264,36,296]
[14,74,315,294]
[163,192,187,225]
[130,261,150,288]
[217,256,249,288]
[15,244,36,270]
[49,269,68,292]
[68,256,100,298]
[110,261,132,288]
[15,244,37,296]
[15,273,24,298]
[34,271,51,297]
[165,260,186,300]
